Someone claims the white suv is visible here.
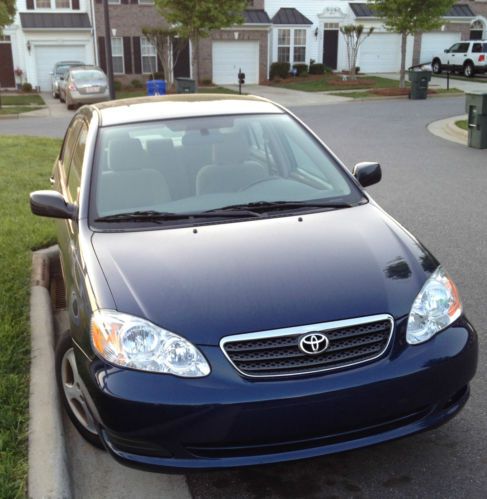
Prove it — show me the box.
[432,40,487,77]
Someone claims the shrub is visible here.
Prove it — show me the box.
[21,82,33,92]
[201,78,212,86]
[309,63,326,75]
[131,78,143,89]
[114,80,122,92]
[292,64,309,76]
[270,62,290,80]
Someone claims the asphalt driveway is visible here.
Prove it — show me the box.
[6,95,486,497]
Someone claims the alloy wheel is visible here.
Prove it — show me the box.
[61,348,98,435]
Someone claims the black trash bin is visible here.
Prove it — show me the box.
[176,77,196,94]
[465,92,487,149]
[408,70,432,100]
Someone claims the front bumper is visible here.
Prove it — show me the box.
[76,317,477,471]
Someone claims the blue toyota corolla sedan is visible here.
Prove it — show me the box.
[30,95,477,471]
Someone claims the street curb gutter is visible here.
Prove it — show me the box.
[428,114,468,146]
[29,246,72,499]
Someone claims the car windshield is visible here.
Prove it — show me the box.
[90,113,365,226]
[72,70,106,83]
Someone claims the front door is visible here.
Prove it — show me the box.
[0,37,15,88]
[323,30,338,70]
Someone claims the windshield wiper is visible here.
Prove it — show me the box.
[95,209,262,223]
[209,200,355,213]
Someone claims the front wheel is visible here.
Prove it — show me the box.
[55,330,103,448]
[463,62,474,78]
[432,60,442,74]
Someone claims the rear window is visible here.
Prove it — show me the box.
[472,43,487,53]
[72,70,106,82]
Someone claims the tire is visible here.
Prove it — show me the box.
[66,97,75,111]
[55,330,104,448]
[464,62,475,78]
[432,59,442,74]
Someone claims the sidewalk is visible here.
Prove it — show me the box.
[222,84,352,107]
[375,72,487,93]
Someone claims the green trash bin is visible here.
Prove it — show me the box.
[408,70,432,100]
[176,77,196,94]
[465,92,487,149]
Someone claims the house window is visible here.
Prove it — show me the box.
[293,29,306,63]
[141,36,157,74]
[55,0,71,7]
[277,28,306,64]
[35,0,51,7]
[108,0,121,4]
[138,0,155,4]
[111,37,124,74]
[277,29,291,63]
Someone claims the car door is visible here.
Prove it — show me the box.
[454,43,470,71]
[64,121,90,341]
[444,43,459,71]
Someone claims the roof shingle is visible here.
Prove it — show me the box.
[244,9,271,24]
[272,8,313,26]
[20,13,92,29]
[349,3,475,18]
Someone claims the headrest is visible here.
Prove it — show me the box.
[215,132,248,165]
[108,138,145,171]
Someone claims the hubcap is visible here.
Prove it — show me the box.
[61,348,98,434]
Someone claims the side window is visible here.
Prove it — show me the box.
[472,43,482,54]
[456,43,470,53]
[61,119,82,173]
[448,44,460,53]
[67,123,88,204]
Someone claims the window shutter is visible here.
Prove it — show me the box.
[156,53,162,73]
[130,0,138,4]
[95,0,102,3]
[121,0,129,4]
[123,37,133,74]
[26,0,34,9]
[98,37,107,73]
[132,37,142,74]
[72,0,80,9]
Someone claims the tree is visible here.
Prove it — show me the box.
[142,27,188,88]
[371,0,456,88]
[0,0,15,34]
[154,0,247,84]
[340,25,374,80]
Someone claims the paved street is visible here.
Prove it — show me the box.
[5,95,486,497]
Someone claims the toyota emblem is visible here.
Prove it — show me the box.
[298,333,329,355]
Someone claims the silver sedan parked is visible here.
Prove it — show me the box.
[60,66,110,110]
[50,60,84,99]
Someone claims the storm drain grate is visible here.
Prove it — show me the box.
[50,256,67,310]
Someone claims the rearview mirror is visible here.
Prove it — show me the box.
[353,162,382,188]
[30,191,77,220]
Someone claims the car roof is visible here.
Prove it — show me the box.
[54,60,84,67]
[91,94,285,127]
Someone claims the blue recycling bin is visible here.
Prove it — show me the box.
[146,79,166,96]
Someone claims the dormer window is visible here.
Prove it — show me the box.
[34,0,72,8]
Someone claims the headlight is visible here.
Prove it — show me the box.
[406,267,462,345]
[91,310,210,377]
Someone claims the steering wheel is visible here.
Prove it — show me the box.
[238,175,281,191]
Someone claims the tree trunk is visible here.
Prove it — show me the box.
[191,31,199,86]
[399,32,407,88]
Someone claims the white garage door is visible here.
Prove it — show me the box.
[420,33,461,65]
[34,45,87,91]
[212,41,259,85]
[359,34,402,73]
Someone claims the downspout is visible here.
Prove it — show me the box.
[90,0,99,65]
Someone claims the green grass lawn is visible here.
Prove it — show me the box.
[329,87,462,100]
[0,94,45,106]
[0,136,59,498]
[456,120,468,131]
[271,75,402,92]
[115,86,238,100]
[0,106,45,116]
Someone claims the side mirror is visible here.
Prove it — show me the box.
[353,162,382,188]
[444,49,449,53]
[30,191,76,220]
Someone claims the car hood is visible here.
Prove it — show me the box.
[91,204,437,346]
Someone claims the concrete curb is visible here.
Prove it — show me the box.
[427,114,468,146]
[29,246,72,499]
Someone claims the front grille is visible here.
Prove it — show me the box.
[221,315,393,378]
